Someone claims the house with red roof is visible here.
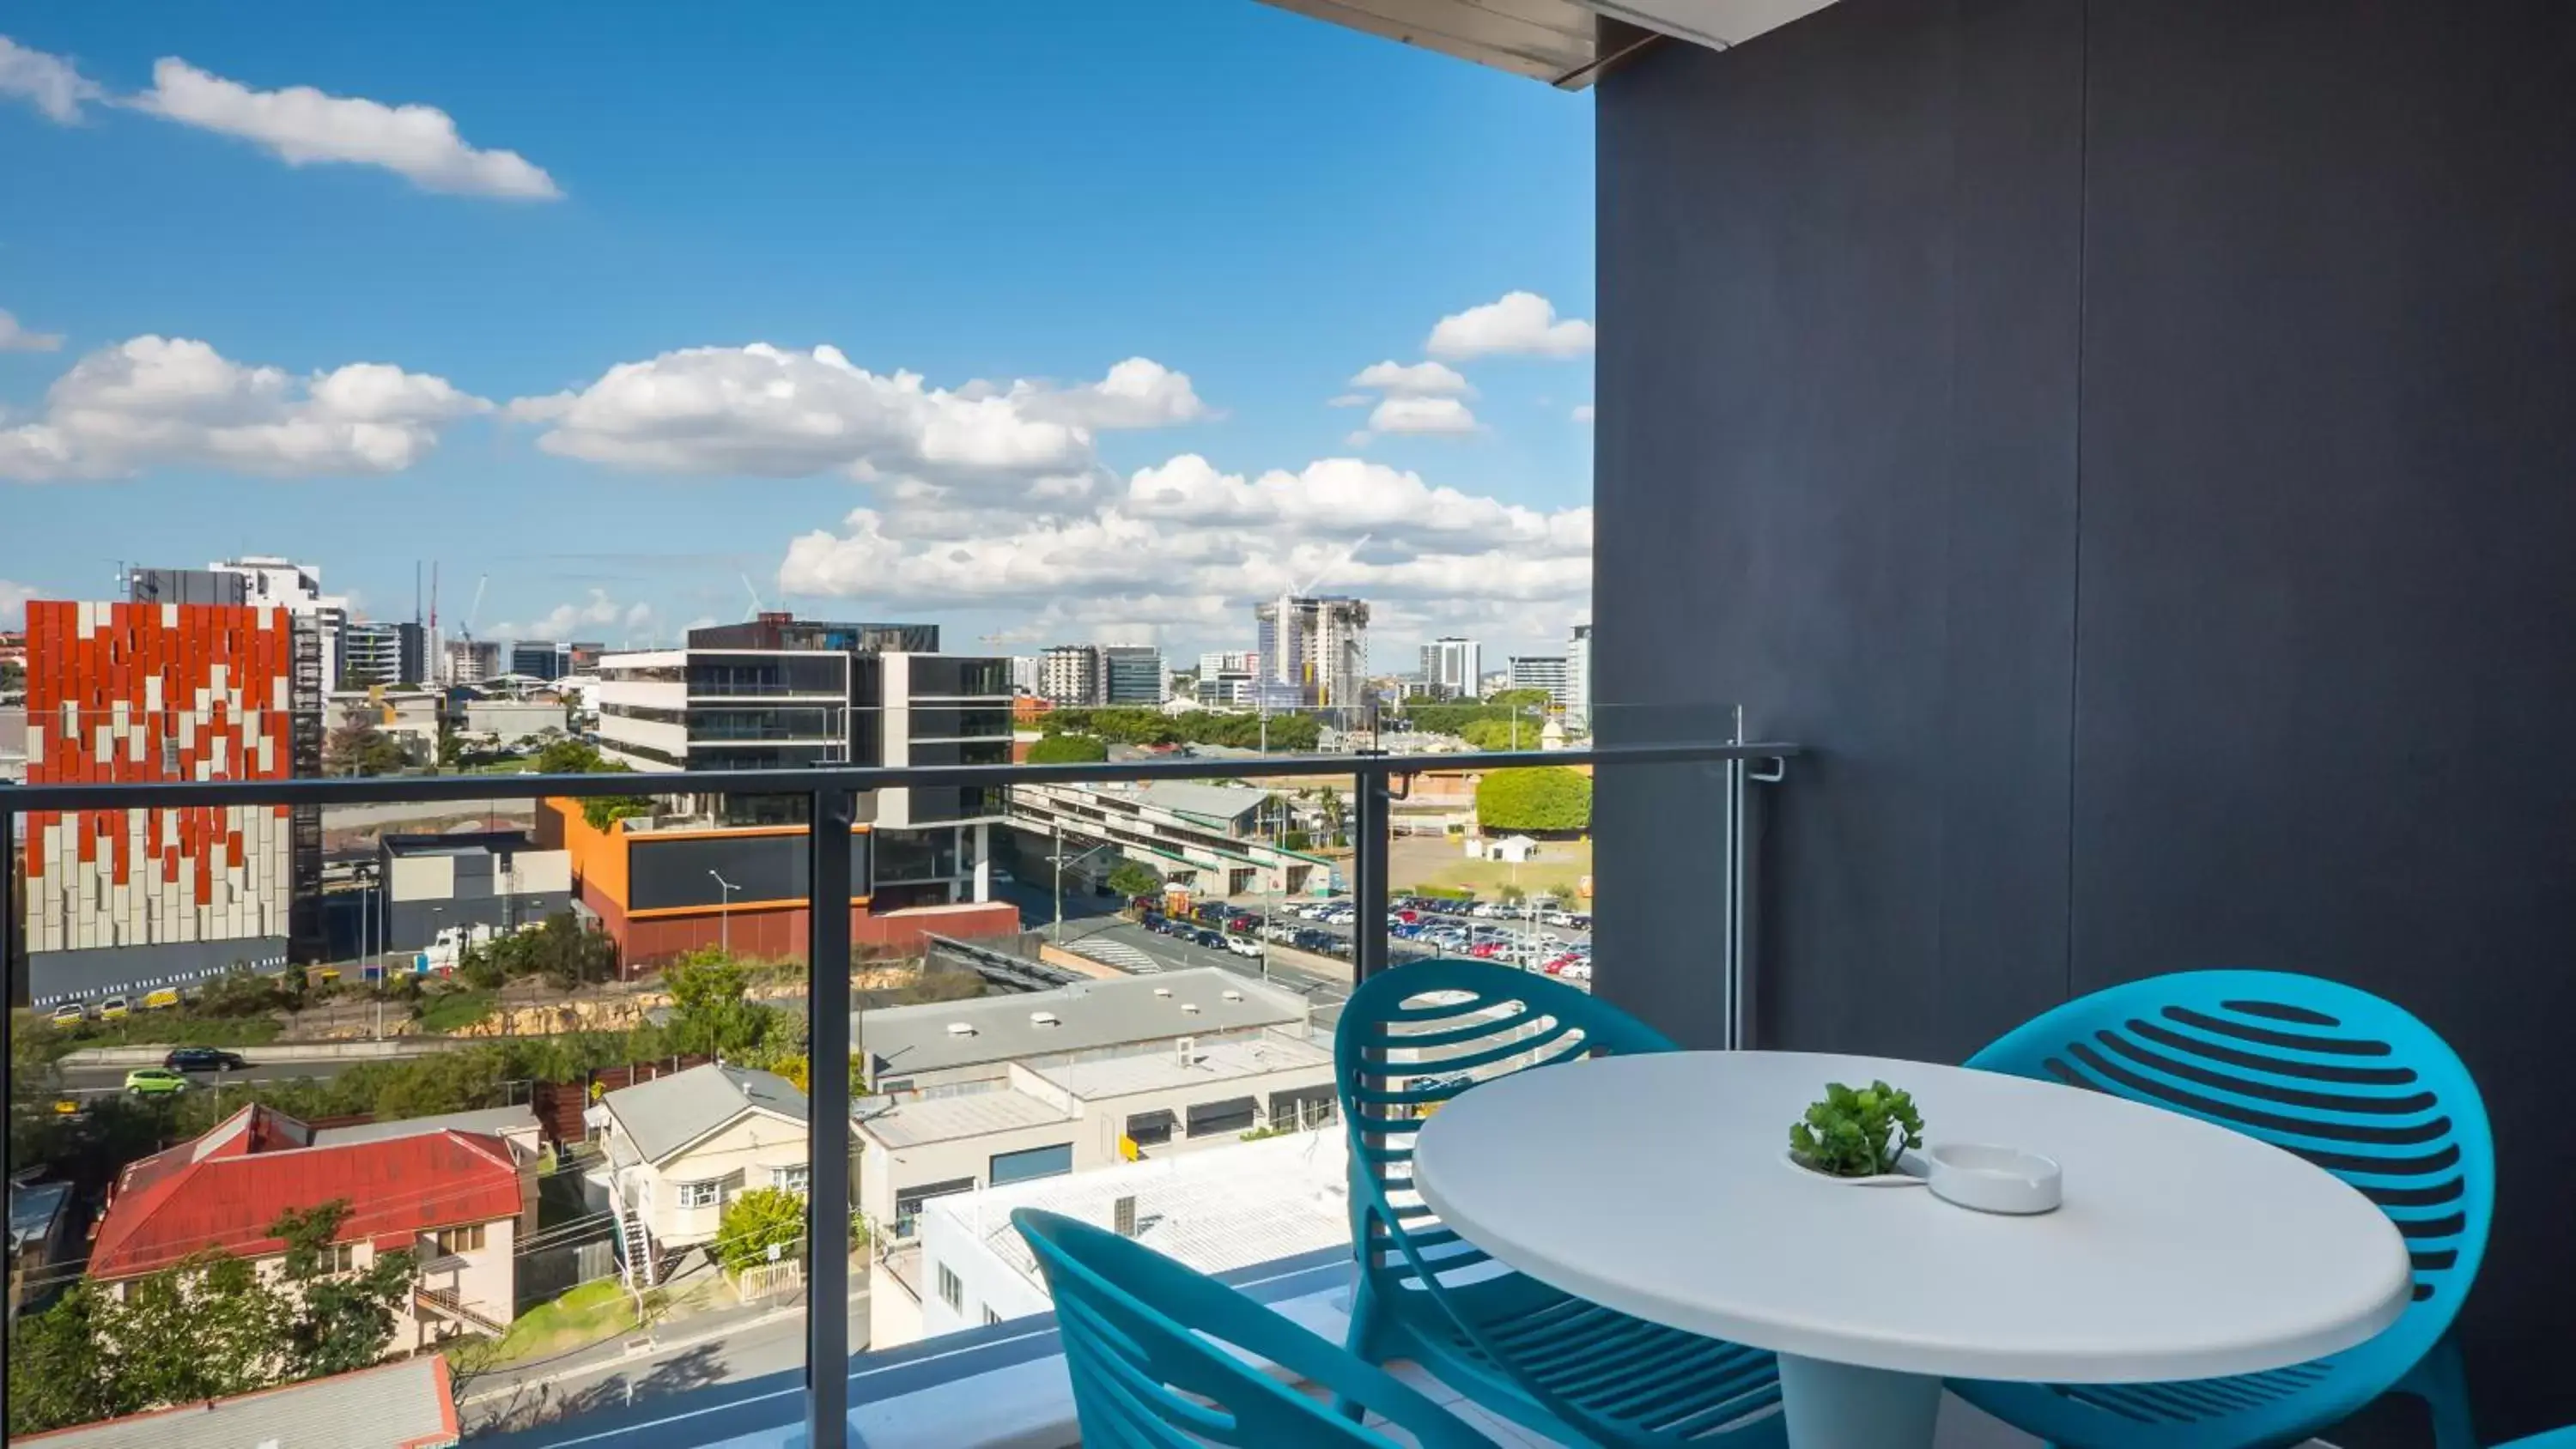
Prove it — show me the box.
[90,1105,532,1354]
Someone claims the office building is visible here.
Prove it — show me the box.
[1419,637,1484,699]
[1101,646,1163,706]
[378,831,572,955]
[1507,653,1572,711]
[1253,596,1369,710]
[561,615,1017,966]
[17,599,323,1006]
[1197,651,1256,677]
[1565,623,1592,726]
[1009,655,1041,695]
[510,640,569,680]
[1037,645,1103,706]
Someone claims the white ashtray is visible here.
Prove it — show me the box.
[1925,1143,2063,1215]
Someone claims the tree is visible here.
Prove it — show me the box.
[270,1201,419,1379]
[7,1287,116,1434]
[1106,860,1164,900]
[533,736,608,774]
[714,1186,807,1274]
[1485,688,1552,711]
[1474,767,1592,834]
[1459,718,1526,752]
[1025,732,1109,764]
[324,706,410,777]
[663,950,789,1058]
[0,658,25,694]
[1316,785,1346,844]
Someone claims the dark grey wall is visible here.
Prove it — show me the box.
[1595,0,2576,1439]
[385,893,571,955]
[627,833,872,912]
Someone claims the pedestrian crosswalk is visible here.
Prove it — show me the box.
[1072,937,1163,973]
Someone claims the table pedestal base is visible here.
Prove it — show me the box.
[1777,1353,1943,1448]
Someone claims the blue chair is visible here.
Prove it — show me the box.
[1335,958,1787,1447]
[1951,970,2494,1449]
[2495,1432,2576,1449]
[1011,1207,1497,1448]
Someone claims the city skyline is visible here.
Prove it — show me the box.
[0,4,1595,662]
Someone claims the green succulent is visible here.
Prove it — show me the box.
[1789,1079,1924,1178]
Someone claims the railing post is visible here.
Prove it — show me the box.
[1355,763,1391,983]
[805,788,854,1449]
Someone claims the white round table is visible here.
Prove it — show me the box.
[1408,1051,2413,1447]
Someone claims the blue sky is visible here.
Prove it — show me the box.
[1,2,1595,662]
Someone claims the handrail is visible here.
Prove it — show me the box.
[0,741,1797,813]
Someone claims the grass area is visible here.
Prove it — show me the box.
[1394,836,1594,902]
[413,988,496,1034]
[462,1278,644,1367]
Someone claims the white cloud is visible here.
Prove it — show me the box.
[1364,395,1479,437]
[1426,291,1595,361]
[0,578,39,627]
[134,58,560,199]
[0,309,64,353]
[1327,393,1370,409]
[1571,403,1595,424]
[511,344,1205,496]
[0,335,490,482]
[1349,360,1473,397]
[0,36,100,124]
[1017,357,1210,429]
[494,589,654,642]
[780,449,1591,652]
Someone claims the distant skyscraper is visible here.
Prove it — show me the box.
[510,640,568,680]
[19,599,322,1006]
[1254,597,1370,711]
[445,638,502,685]
[1419,637,1483,699]
[1011,655,1042,695]
[342,621,406,687]
[1565,624,1592,726]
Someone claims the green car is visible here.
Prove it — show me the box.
[123,1068,188,1096]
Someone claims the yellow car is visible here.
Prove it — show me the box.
[52,1098,81,1116]
[98,997,131,1022]
[48,1003,86,1026]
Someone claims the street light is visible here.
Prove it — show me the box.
[1048,820,1121,945]
[709,870,741,955]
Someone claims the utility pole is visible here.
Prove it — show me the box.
[710,870,740,954]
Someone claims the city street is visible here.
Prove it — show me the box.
[53,1046,445,1096]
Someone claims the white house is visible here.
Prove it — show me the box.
[589,1064,820,1282]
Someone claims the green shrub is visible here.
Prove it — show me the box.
[1473,767,1592,834]
[1789,1081,1924,1178]
[715,1187,806,1275]
[1025,732,1108,764]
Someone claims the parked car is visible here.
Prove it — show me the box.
[1193,929,1227,949]
[1226,913,1260,934]
[1542,910,1577,927]
[98,997,131,1021]
[1224,934,1264,959]
[140,987,184,1011]
[48,1002,86,1025]
[124,1067,188,1096]
[1557,960,1593,981]
[164,1047,247,1073]
[1141,911,1167,931]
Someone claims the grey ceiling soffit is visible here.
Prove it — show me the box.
[1253,0,1663,90]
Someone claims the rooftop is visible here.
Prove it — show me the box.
[1023,1032,1334,1100]
[924,1128,1350,1289]
[9,1179,73,1254]
[852,1088,1074,1151]
[601,1063,808,1164]
[859,967,1308,1080]
[91,1106,521,1282]
[15,1355,458,1449]
[307,1104,539,1149]
[1127,780,1273,826]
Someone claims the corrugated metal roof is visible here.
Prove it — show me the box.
[1024,1034,1333,1100]
[854,1089,1074,1150]
[860,968,1307,1078]
[15,1355,458,1449]
[601,1063,806,1165]
[308,1105,538,1149]
[89,1108,521,1282]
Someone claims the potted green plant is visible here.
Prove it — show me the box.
[1788,1080,1926,1183]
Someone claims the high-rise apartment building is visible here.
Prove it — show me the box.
[1010,655,1042,695]
[17,599,322,1007]
[1197,651,1256,677]
[1508,653,1571,710]
[1419,637,1484,700]
[1038,645,1103,706]
[1565,624,1592,726]
[342,622,406,687]
[1254,597,1370,711]
[209,557,353,694]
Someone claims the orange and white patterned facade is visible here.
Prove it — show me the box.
[21,600,308,1005]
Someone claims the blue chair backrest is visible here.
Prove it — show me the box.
[1969,970,2494,1372]
[1013,1207,1473,1448]
[1335,959,1678,1309]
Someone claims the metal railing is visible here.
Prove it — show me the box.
[0,739,1793,1449]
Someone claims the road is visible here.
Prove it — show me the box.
[455,1288,868,1439]
[54,1042,449,1095]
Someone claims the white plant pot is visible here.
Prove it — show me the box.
[1781,1149,1928,1186]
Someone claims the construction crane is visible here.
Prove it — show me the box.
[461,574,489,642]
